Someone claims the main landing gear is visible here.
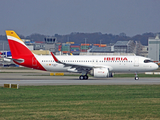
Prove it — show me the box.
[79,75,88,80]
[135,72,139,80]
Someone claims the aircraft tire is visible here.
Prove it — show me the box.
[135,77,139,80]
[79,75,84,80]
[84,75,88,80]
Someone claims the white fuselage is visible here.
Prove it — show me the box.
[35,55,158,72]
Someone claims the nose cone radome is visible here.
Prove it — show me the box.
[153,63,159,70]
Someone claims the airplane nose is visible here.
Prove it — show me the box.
[154,63,159,70]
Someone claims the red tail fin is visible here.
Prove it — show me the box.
[6,30,33,59]
[6,30,46,71]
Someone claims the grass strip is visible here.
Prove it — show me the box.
[0,85,160,119]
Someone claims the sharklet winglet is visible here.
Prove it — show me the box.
[50,52,61,63]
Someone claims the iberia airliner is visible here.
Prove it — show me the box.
[6,30,158,80]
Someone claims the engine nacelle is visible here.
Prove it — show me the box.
[89,68,113,78]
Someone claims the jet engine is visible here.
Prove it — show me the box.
[89,68,113,78]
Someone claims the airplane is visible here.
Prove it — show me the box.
[6,30,159,80]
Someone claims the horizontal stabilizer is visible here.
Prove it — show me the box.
[5,57,24,63]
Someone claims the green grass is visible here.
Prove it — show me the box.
[1,85,160,119]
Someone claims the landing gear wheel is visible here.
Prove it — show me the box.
[135,76,139,80]
[79,75,84,80]
[83,75,88,80]
[79,75,88,80]
[134,72,139,80]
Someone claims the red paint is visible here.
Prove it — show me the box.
[104,57,128,61]
[50,52,59,62]
[8,39,46,71]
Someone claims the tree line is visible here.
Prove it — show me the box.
[0,32,159,46]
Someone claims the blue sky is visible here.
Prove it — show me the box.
[0,0,160,36]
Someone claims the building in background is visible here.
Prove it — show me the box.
[0,35,150,57]
[44,37,57,53]
[25,37,57,54]
[89,46,113,53]
[70,44,80,55]
[139,46,148,58]
[148,35,160,62]
[81,43,90,52]
[114,40,135,53]
[61,43,70,54]
[0,41,10,51]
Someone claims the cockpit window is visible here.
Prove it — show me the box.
[144,59,153,63]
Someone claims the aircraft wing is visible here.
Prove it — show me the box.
[50,52,107,72]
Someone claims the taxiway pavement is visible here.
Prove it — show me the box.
[0,78,160,86]
[0,68,160,86]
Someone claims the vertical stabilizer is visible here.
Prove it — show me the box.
[6,30,46,71]
[6,30,33,59]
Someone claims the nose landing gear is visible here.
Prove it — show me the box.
[135,72,139,80]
